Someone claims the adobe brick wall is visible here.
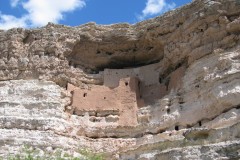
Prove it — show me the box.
[67,77,139,126]
[117,78,139,126]
[69,85,117,112]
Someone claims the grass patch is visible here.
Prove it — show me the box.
[0,145,105,160]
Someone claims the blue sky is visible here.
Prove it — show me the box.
[0,0,192,30]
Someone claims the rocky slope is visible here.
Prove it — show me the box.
[0,0,240,159]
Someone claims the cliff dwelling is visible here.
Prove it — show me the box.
[0,0,239,159]
[67,63,186,128]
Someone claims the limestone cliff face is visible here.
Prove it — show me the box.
[0,0,240,159]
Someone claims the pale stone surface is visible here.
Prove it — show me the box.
[0,0,239,159]
[104,63,159,88]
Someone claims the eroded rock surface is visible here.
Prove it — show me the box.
[0,0,240,159]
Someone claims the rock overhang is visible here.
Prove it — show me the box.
[0,0,239,159]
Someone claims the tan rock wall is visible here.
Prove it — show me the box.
[140,84,167,105]
[0,0,239,159]
[168,66,186,92]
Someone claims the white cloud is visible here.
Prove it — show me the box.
[0,14,27,30]
[23,0,86,26]
[138,0,176,20]
[0,0,86,30]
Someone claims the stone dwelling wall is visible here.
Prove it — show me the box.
[117,78,139,126]
[69,85,118,113]
[103,63,159,88]
[67,77,139,126]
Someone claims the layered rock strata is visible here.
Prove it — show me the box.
[0,0,240,159]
